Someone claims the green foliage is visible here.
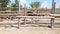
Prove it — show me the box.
[30,1,41,8]
[15,0,17,3]
[15,0,18,7]
[11,4,17,7]
[0,0,10,8]
[11,0,18,7]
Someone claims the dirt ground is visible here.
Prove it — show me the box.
[0,27,60,34]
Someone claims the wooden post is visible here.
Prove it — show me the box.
[31,18,33,27]
[18,0,20,14]
[51,0,55,28]
[17,0,20,29]
[24,4,27,16]
[24,4,27,25]
[51,18,54,28]
[4,24,7,28]
[23,17,26,25]
[51,0,55,14]
[18,18,20,29]
[4,17,8,28]
[37,9,39,16]
[10,17,12,27]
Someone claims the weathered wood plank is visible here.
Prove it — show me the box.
[50,14,60,17]
[16,16,55,19]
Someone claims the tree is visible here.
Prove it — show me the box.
[15,0,19,7]
[30,1,41,16]
[10,3,22,8]
[0,0,10,8]
[30,1,41,8]
[11,3,16,7]
[10,0,18,7]
[11,0,20,7]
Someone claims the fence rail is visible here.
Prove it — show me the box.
[0,14,60,29]
[16,16,55,28]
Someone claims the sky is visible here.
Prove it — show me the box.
[10,0,60,9]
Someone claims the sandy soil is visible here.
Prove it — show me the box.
[0,27,60,34]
